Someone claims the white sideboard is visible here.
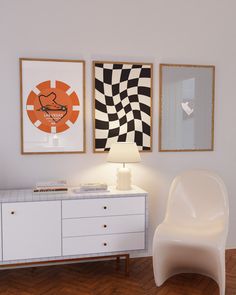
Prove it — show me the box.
[0,186,147,268]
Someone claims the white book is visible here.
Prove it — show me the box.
[73,188,109,194]
[80,183,107,190]
[36,180,67,188]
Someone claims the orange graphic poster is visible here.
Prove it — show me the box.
[20,59,85,154]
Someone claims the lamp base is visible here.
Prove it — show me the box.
[116,167,131,190]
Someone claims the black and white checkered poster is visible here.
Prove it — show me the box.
[94,62,152,152]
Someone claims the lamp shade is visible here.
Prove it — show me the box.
[107,142,141,163]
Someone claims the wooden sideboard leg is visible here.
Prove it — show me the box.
[125,254,130,276]
[116,256,120,270]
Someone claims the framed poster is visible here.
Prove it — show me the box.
[20,58,85,154]
[159,64,215,152]
[93,61,153,152]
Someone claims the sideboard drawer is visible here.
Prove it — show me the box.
[63,214,145,237]
[62,196,145,218]
[63,232,145,256]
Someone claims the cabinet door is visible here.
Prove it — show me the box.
[2,201,61,261]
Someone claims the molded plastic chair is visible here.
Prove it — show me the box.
[153,170,229,295]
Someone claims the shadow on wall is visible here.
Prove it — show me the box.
[134,164,172,252]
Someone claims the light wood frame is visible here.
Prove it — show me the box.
[159,63,215,152]
[20,58,86,154]
[93,61,153,153]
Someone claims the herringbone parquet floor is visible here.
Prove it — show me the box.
[0,250,235,295]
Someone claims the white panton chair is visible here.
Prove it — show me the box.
[153,170,229,295]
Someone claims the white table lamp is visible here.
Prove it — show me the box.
[107,142,141,190]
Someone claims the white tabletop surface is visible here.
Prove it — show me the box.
[0,185,147,203]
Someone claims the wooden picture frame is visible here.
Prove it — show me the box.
[93,61,153,153]
[20,58,86,154]
[159,63,215,152]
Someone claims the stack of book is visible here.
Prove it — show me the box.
[33,180,68,193]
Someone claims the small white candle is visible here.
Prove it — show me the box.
[52,134,59,146]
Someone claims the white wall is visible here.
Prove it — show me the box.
[1,0,236,253]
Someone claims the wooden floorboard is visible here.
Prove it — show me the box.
[0,249,235,295]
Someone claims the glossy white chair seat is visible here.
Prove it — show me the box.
[153,170,229,295]
[157,223,225,245]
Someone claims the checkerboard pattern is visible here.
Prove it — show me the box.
[94,62,152,151]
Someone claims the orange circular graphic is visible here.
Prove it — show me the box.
[26,80,80,133]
